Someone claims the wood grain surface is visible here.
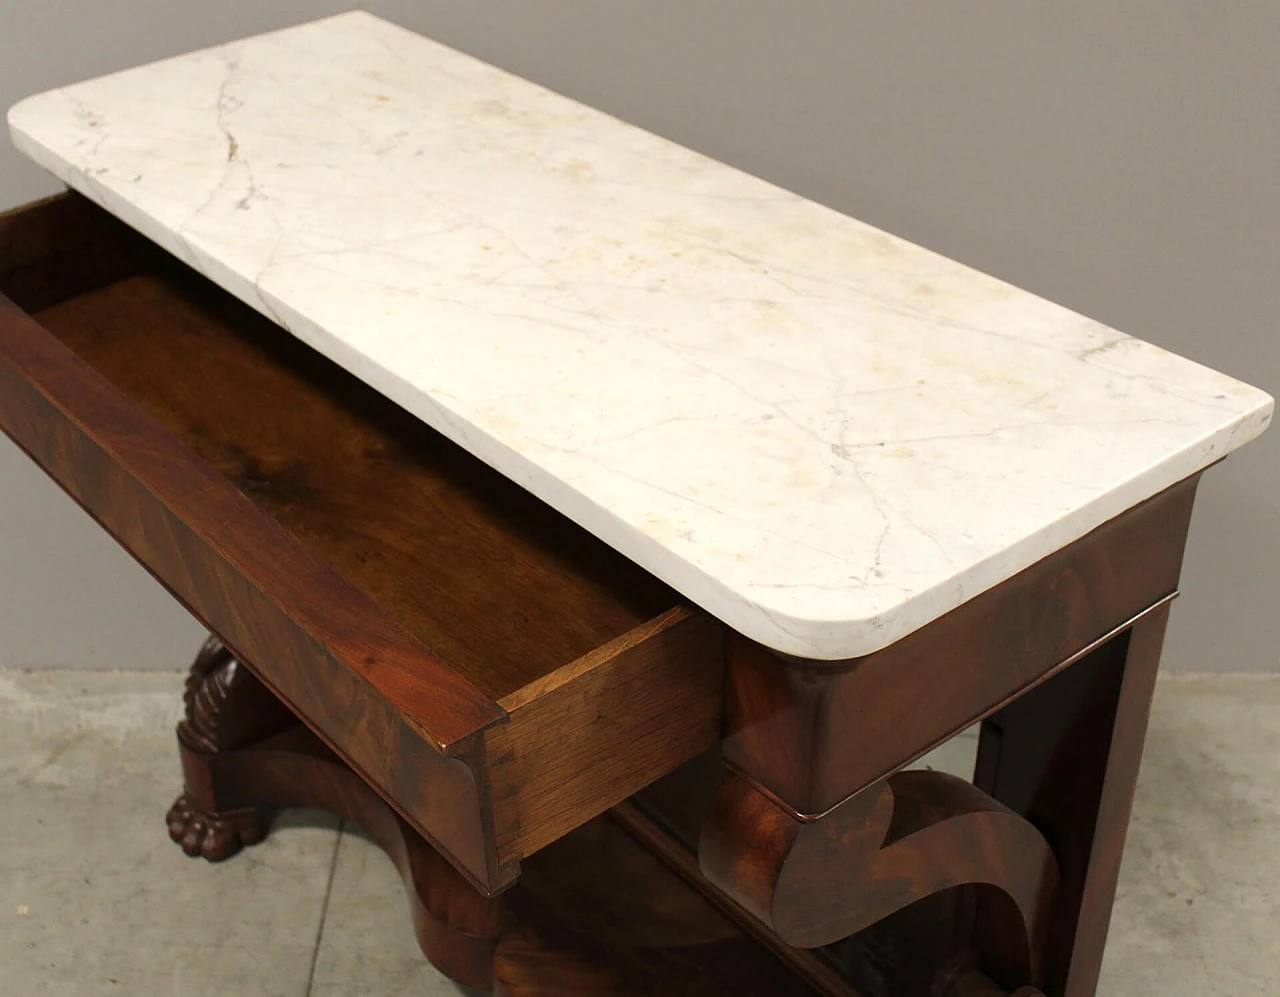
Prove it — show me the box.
[0,193,723,892]
[721,477,1198,818]
[488,608,723,861]
[974,605,1172,997]
[31,262,677,701]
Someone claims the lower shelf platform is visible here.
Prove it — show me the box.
[170,723,825,995]
[498,817,826,997]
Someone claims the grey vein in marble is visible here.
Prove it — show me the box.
[7,12,1272,658]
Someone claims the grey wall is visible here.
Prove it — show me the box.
[0,0,353,668]
[1,2,1275,671]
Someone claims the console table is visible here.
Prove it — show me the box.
[2,13,1271,996]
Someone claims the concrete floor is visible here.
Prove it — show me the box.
[1,669,1276,996]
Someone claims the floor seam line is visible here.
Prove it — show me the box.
[304,817,345,997]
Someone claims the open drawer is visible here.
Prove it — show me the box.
[0,192,724,894]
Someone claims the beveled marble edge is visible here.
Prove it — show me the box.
[7,12,1273,659]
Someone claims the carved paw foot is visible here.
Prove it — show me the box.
[166,794,265,862]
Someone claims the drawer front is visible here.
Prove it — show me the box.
[489,606,723,862]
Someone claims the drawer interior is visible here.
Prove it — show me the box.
[4,197,678,701]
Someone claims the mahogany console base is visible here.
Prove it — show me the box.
[167,635,1053,996]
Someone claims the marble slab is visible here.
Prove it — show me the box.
[7,12,1272,659]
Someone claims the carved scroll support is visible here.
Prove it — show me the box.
[699,768,1058,994]
[166,636,503,990]
[167,636,296,860]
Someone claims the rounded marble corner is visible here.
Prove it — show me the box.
[6,91,46,134]
[6,95,37,139]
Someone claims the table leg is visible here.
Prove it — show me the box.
[164,636,503,989]
[165,636,296,860]
[974,604,1171,997]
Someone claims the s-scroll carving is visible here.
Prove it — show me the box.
[699,768,1058,992]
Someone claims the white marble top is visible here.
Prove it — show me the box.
[8,12,1272,660]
